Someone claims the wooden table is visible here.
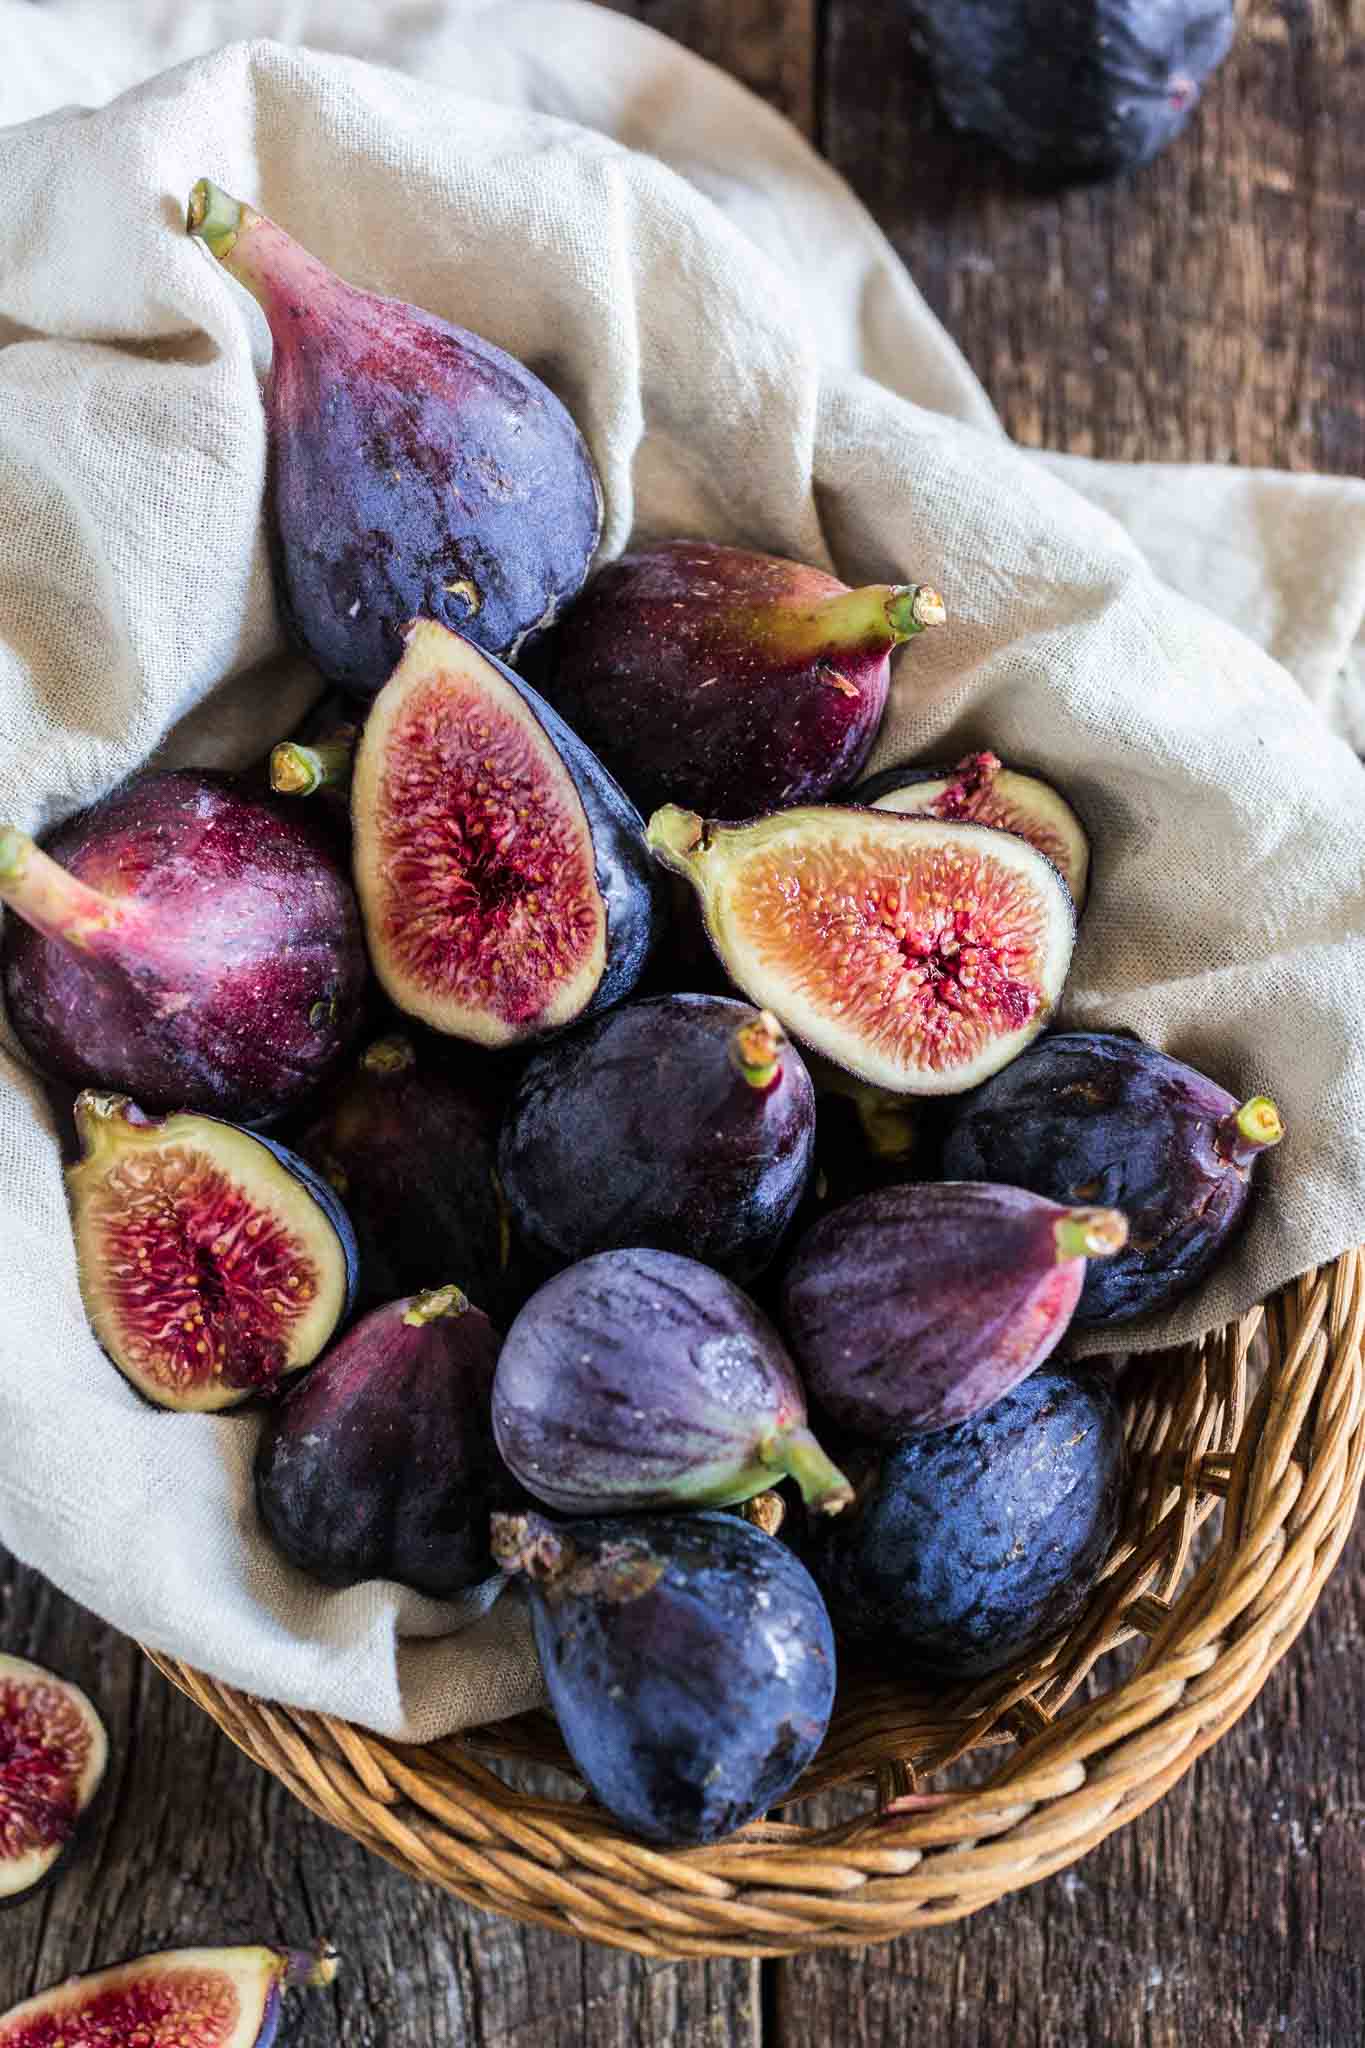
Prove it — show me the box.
[3,4,1363,2042]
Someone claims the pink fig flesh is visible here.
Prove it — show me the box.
[0,1656,107,1905]
[0,1943,337,2047]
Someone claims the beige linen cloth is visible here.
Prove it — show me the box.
[0,0,1362,1742]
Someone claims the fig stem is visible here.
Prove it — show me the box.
[853,1087,919,1163]
[270,733,356,798]
[186,177,258,262]
[0,830,134,955]
[1217,1096,1285,1166]
[793,582,946,659]
[491,1510,575,1581]
[729,1010,785,1091]
[280,1941,340,1991]
[765,1426,854,1515]
[1054,1207,1129,1262]
[361,1035,417,1077]
[646,805,707,875]
[403,1284,469,1326]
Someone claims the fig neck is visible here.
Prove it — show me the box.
[1215,1096,1284,1167]
[0,828,144,962]
[188,179,344,324]
[270,730,356,797]
[778,582,946,662]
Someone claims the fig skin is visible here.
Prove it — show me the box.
[0,1942,338,2048]
[0,1656,108,1908]
[801,1365,1126,1681]
[0,770,368,1128]
[493,1247,853,1517]
[940,1031,1285,1326]
[187,180,602,693]
[255,1286,504,1596]
[780,1181,1127,1437]
[548,540,945,818]
[497,994,815,1282]
[493,1509,836,1845]
[353,619,662,1049]
[858,751,1091,908]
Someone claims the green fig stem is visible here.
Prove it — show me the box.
[269,732,356,798]
[853,1087,919,1164]
[646,805,708,876]
[1054,1207,1129,1262]
[1217,1095,1285,1167]
[186,177,259,263]
[361,1034,417,1077]
[403,1284,470,1326]
[279,1941,340,1991]
[71,1091,157,1164]
[764,1426,854,1515]
[730,1010,785,1091]
[0,831,134,954]
[491,1510,573,1581]
[789,582,947,661]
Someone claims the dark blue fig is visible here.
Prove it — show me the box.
[492,1247,853,1517]
[940,1031,1284,1326]
[493,1509,836,1844]
[498,995,815,1282]
[781,1181,1126,1436]
[802,1365,1125,1680]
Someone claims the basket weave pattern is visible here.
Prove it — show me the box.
[148,1250,1365,1958]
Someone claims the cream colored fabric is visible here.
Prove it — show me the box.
[0,0,1361,1742]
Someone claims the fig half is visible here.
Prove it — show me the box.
[0,1656,107,1905]
[353,619,659,1047]
[0,1942,337,2047]
[67,1092,357,1412]
[648,804,1075,1095]
[859,751,1091,908]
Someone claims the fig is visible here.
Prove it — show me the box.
[859,751,1090,908]
[0,770,367,1127]
[0,1942,338,2047]
[0,1656,107,1905]
[492,1247,853,1516]
[548,540,945,818]
[648,803,1075,1095]
[67,1092,357,1413]
[292,1032,516,1317]
[497,994,815,1281]
[801,1364,1126,1680]
[255,1286,503,1595]
[780,1182,1127,1437]
[187,178,602,692]
[941,1030,1285,1325]
[352,618,658,1047]
[493,1508,836,1845]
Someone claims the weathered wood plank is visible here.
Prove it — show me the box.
[597,0,818,135]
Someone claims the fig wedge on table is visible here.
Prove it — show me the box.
[0,1656,107,1905]
[0,1942,337,2047]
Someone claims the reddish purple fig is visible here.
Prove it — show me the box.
[0,770,367,1127]
[548,540,945,817]
[0,1942,337,2047]
[780,1181,1128,1436]
[859,751,1091,908]
[187,179,602,692]
[0,1656,108,1906]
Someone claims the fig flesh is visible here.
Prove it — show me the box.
[0,1942,337,2047]
[255,1286,503,1595]
[497,994,815,1281]
[941,1031,1285,1325]
[492,1247,853,1516]
[493,1508,836,1844]
[801,1365,1125,1680]
[781,1182,1127,1437]
[648,804,1075,1095]
[0,771,368,1127]
[0,1656,107,1905]
[547,540,945,817]
[67,1092,357,1412]
[353,619,658,1047]
[187,180,602,691]
[859,751,1091,908]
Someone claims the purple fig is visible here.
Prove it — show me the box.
[497,994,815,1281]
[781,1182,1128,1436]
[0,1942,337,2047]
[548,540,945,817]
[858,750,1091,907]
[186,179,602,693]
[492,1247,853,1516]
[941,1030,1286,1324]
[0,1657,108,1906]
[0,770,368,1127]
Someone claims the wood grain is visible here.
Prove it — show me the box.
[597,0,817,133]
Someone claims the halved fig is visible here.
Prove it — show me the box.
[0,1942,337,2046]
[648,805,1075,1095]
[67,1092,357,1412]
[0,1656,107,1905]
[353,619,659,1047]
[859,751,1091,907]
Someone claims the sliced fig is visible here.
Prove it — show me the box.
[648,804,1075,1095]
[547,539,945,817]
[493,1247,853,1516]
[255,1285,504,1596]
[493,1508,836,1845]
[859,751,1091,907]
[497,994,815,1281]
[0,770,367,1127]
[941,1030,1286,1324]
[352,619,659,1048]
[0,1942,337,2047]
[780,1182,1128,1437]
[0,1656,107,1905]
[67,1092,357,1413]
[187,179,602,690]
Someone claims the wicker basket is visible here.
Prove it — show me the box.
[147,1251,1364,1959]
